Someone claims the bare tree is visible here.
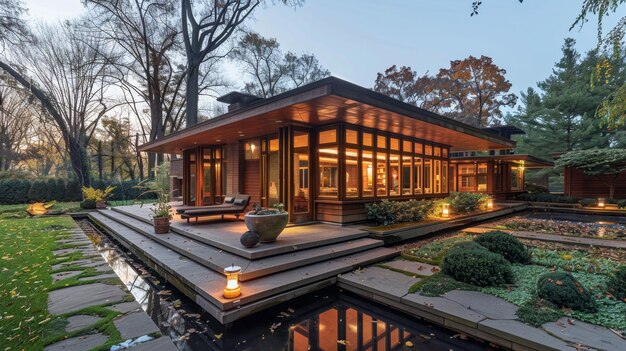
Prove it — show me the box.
[0,0,29,46]
[0,21,117,186]
[0,85,31,170]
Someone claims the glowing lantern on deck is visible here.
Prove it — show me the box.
[487,199,494,210]
[223,265,241,299]
[441,203,450,218]
[598,198,605,208]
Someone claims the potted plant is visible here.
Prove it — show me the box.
[244,203,288,243]
[150,192,172,234]
[82,186,116,209]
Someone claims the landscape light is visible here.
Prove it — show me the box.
[441,203,450,218]
[487,198,494,209]
[223,265,241,299]
[598,198,605,208]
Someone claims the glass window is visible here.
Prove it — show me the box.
[377,135,387,149]
[319,147,338,198]
[245,140,260,159]
[362,150,374,197]
[293,131,309,213]
[346,129,358,144]
[511,166,523,191]
[293,132,309,148]
[443,148,448,157]
[434,159,441,193]
[413,157,422,194]
[389,154,400,196]
[188,151,196,203]
[415,143,423,155]
[402,155,412,195]
[390,138,400,151]
[319,129,337,144]
[477,163,488,192]
[434,147,441,157]
[424,159,432,194]
[376,153,387,196]
[202,148,213,205]
[458,164,476,192]
[442,161,448,193]
[345,148,359,198]
[363,132,373,147]
[268,138,280,206]
[403,140,412,153]
[424,145,433,156]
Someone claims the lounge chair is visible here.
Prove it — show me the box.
[180,195,251,223]
[175,195,236,214]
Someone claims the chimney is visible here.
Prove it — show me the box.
[216,92,262,112]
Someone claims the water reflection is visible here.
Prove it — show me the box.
[80,220,493,351]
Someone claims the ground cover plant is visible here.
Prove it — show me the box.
[0,216,132,350]
[491,217,626,240]
[403,230,626,330]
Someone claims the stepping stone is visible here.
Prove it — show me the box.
[65,315,103,332]
[339,266,420,300]
[56,239,91,245]
[108,301,141,314]
[79,273,118,282]
[48,283,127,315]
[384,259,440,277]
[43,333,108,351]
[128,337,177,351]
[542,317,626,350]
[113,311,160,340]
[402,293,487,326]
[51,271,82,283]
[444,290,518,320]
[52,259,94,270]
[479,319,576,351]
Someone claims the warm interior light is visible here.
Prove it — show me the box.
[598,198,605,208]
[487,199,494,209]
[442,203,450,218]
[223,265,241,299]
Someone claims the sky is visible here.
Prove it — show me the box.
[24,0,626,108]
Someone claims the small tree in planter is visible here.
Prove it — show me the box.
[245,203,288,243]
[82,186,116,209]
[555,148,626,199]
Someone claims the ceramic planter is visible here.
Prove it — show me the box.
[96,201,107,209]
[153,217,170,234]
[244,212,289,243]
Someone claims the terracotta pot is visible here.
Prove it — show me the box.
[153,217,170,234]
[96,201,107,209]
[244,212,289,243]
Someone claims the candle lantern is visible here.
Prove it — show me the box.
[441,203,450,218]
[223,265,241,299]
[598,198,605,208]
[487,198,494,210]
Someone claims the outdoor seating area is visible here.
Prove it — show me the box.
[177,194,251,223]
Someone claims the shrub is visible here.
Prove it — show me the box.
[28,180,48,202]
[516,193,580,203]
[537,272,596,312]
[609,266,626,301]
[55,179,67,202]
[617,199,626,209]
[45,178,65,202]
[447,192,489,214]
[367,199,436,225]
[447,241,486,254]
[442,249,513,287]
[65,180,82,201]
[516,298,562,327]
[474,231,531,264]
[80,199,97,209]
[579,198,598,207]
[524,183,549,194]
[13,179,31,204]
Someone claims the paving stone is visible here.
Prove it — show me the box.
[127,337,177,351]
[56,239,91,245]
[64,315,103,332]
[51,259,94,270]
[402,293,487,327]
[338,266,419,300]
[108,301,142,314]
[48,283,127,315]
[479,319,576,351]
[542,317,626,351]
[44,333,108,351]
[383,259,440,277]
[113,311,160,340]
[51,270,82,282]
[79,273,118,282]
[444,290,518,320]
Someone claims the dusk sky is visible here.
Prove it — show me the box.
[24,0,626,108]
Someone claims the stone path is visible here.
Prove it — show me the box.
[338,257,626,351]
[44,226,177,351]
[464,225,626,249]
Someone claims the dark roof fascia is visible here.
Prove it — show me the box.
[452,154,554,167]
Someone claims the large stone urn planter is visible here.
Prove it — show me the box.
[244,212,289,243]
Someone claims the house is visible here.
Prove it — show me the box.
[141,77,549,224]
[562,166,626,199]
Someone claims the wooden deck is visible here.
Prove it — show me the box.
[89,205,397,324]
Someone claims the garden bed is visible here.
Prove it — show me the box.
[403,232,626,331]
[489,217,626,240]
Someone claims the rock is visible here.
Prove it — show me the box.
[240,231,260,248]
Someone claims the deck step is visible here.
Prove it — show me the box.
[89,212,398,324]
[97,209,383,281]
[110,205,370,259]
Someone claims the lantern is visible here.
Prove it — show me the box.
[487,199,494,210]
[598,198,605,208]
[441,203,450,218]
[223,265,241,299]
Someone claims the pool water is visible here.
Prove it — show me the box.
[79,220,496,351]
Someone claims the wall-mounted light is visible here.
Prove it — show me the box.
[441,203,450,218]
[223,265,241,299]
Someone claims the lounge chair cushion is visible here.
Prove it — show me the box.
[224,196,235,204]
[233,198,247,206]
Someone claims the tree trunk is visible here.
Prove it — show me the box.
[185,63,199,127]
[135,133,144,180]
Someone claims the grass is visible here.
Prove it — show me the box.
[402,233,474,265]
[0,199,155,219]
[0,215,133,350]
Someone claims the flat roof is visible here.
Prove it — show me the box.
[140,77,516,153]
[451,154,554,168]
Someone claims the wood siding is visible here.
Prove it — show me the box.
[244,158,262,207]
[564,167,626,198]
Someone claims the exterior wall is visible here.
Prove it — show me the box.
[224,142,242,196]
[169,157,183,200]
[243,150,262,207]
[564,166,626,198]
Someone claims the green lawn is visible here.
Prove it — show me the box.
[0,200,155,219]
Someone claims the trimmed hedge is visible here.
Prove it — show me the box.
[442,249,514,287]
[0,178,155,205]
[516,193,580,203]
[537,272,596,312]
[474,231,531,264]
[447,192,490,213]
[609,266,626,301]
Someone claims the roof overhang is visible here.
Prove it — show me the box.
[140,77,516,154]
[451,154,554,168]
